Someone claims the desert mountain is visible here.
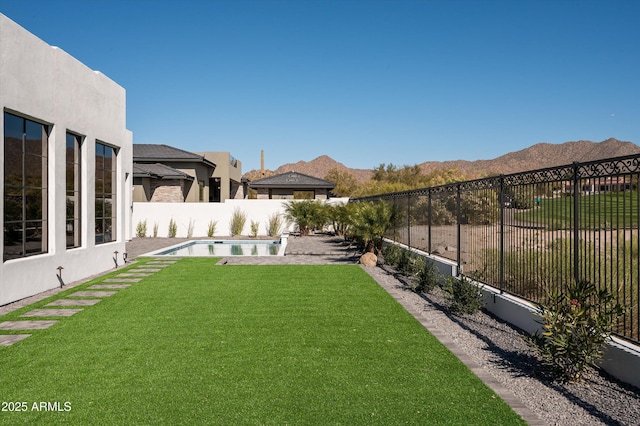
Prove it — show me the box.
[243,138,640,182]
[243,155,373,183]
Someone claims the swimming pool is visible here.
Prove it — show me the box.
[148,239,286,257]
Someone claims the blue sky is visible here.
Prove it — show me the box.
[2,0,638,172]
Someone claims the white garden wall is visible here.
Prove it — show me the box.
[130,198,350,238]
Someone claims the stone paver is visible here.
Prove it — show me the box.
[103,278,141,283]
[69,291,116,298]
[0,334,31,346]
[0,320,58,330]
[131,268,162,273]
[21,309,83,317]
[89,284,131,289]
[46,299,101,307]
[116,273,151,277]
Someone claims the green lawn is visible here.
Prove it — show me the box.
[515,191,638,229]
[0,259,524,425]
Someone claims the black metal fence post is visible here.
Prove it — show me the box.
[428,189,432,254]
[407,193,411,250]
[456,183,462,275]
[573,162,580,285]
[499,175,505,294]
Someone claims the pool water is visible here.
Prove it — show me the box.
[154,240,283,257]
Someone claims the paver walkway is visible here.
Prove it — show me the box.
[0,252,176,349]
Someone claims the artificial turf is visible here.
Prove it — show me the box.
[0,259,525,424]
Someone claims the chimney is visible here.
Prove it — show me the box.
[261,150,265,176]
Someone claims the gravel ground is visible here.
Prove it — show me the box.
[366,264,640,426]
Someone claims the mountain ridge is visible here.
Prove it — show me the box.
[243,138,640,182]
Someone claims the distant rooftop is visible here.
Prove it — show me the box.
[134,144,216,168]
[249,171,335,189]
[133,163,194,181]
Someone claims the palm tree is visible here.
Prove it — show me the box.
[283,200,328,235]
[351,201,401,253]
[325,202,358,237]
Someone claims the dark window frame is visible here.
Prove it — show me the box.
[66,132,82,249]
[95,142,117,245]
[3,111,49,261]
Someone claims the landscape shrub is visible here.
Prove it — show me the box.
[415,258,441,294]
[229,208,247,236]
[266,213,282,237]
[444,275,483,315]
[153,222,159,238]
[187,219,195,238]
[326,202,356,237]
[382,243,401,266]
[207,220,217,238]
[350,201,401,253]
[250,220,259,237]
[168,218,177,238]
[396,248,424,277]
[530,279,625,382]
[136,220,147,238]
[283,200,327,235]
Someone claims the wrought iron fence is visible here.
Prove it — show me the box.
[352,154,640,344]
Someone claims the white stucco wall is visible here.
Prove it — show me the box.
[131,198,350,238]
[0,14,133,306]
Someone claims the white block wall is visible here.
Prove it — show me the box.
[131,198,350,238]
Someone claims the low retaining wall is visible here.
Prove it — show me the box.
[385,240,640,390]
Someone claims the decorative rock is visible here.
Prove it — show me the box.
[359,252,377,267]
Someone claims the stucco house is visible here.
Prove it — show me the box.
[248,172,335,199]
[133,144,216,203]
[133,144,243,203]
[1,14,133,306]
[197,152,244,202]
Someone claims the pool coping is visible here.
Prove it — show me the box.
[139,234,289,257]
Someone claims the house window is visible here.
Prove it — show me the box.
[66,132,82,248]
[3,112,49,261]
[95,142,116,244]
[199,180,205,202]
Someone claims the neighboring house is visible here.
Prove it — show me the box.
[133,144,216,202]
[248,172,335,200]
[197,152,244,202]
[1,14,133,306]
[563,176,633,194]
[133,163,194,202]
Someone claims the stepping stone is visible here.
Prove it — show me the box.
[131,268,161,273]
[0,334,31,346]
[104,278,141,283]
[146,261,176,266]
[21,309,83,317]
[89,284,130,289]
[69,291,116,298]
[0,320,58,330]
[46,299,101,307]
[116,273,151,277]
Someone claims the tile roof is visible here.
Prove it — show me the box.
[249,172,335,189]
[133,144,216,168]
[133,163,194,180]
